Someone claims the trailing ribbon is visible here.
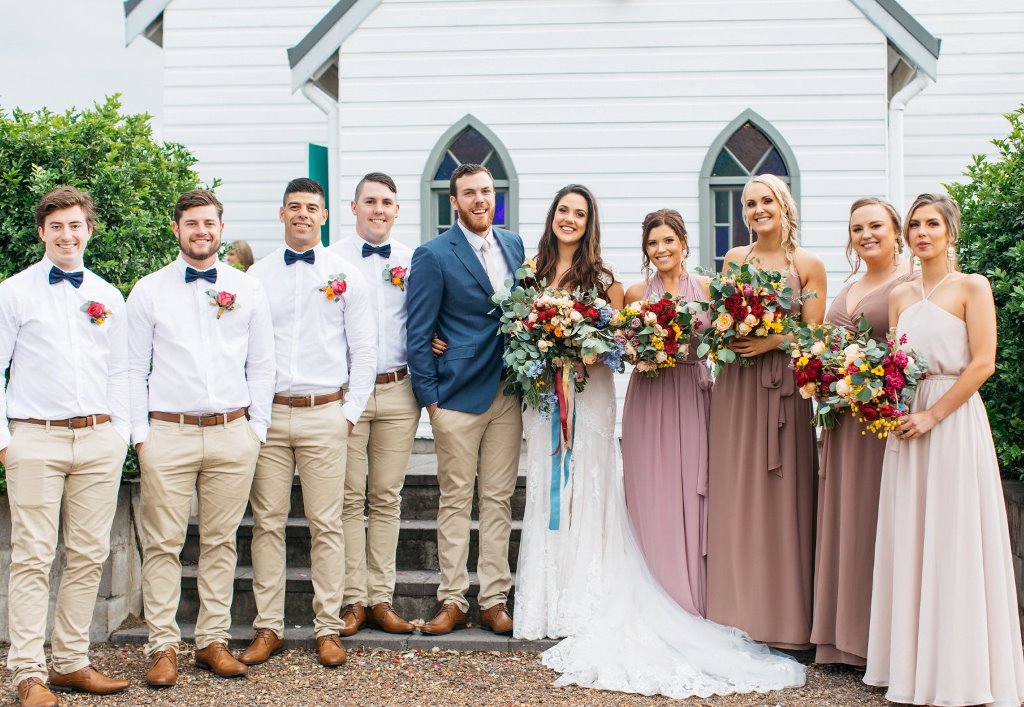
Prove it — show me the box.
[548,366,576,531]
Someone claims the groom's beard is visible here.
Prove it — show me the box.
[456,202,494,235]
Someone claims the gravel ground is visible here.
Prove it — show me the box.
[0,643,890,706]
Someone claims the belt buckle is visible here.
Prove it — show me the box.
[197,413,217,428]
[288,396,306,408]
[67,415,90,429]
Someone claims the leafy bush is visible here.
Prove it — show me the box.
[947,106,1024,480]
[0,95,212,492]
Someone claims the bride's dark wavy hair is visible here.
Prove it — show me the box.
[534,184,614,298]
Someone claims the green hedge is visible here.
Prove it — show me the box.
[0,95,212,493]
[948,105,1024,480]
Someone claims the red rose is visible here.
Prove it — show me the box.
[664,339,678,355]
[217,291,235,307]
[821,372,837,386]
[860,406,879,421]
[86,302,106,318]
[331,280,347,296]
[878,404,896,418]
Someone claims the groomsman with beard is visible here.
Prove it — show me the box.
[0,187,130,707]
[240,178,376,666]
[330,173,419,636]
[406,164,524,635]
[127,189,275,687]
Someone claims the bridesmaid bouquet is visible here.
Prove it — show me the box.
[786,322,855,428]
[493,260,616,417]
[831,329,929,438]
[696,261,805,369]
[609,294,707,378]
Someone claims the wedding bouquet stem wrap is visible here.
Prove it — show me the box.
[549,366,576,531]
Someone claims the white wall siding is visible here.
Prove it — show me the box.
[334,0,889,306]
[901,0,1024,209]
[162,1,335,258]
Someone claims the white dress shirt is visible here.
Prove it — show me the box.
[329,235,411,376]
[0,256,130,448]
[458,221,512,293]
[126,256,276,444]
[248,244,377,425]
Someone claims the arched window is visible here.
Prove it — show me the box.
[421,116,518,241]
[698,110,800,272]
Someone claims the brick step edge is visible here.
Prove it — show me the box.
[181,567,510,596]
[109,622,557,654]
[188,518,525,533]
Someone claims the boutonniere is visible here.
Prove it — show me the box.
[384,265,408,291]
[319,273,347,302]
[81,300,111,325]
[206,289,238,319]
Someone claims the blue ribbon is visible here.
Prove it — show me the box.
[548,402,574,531]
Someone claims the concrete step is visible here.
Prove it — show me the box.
[109,622,557,654]
[182,518,523,572]
[176,567,517,626]
[281,464,529,521]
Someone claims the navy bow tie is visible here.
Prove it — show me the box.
[362,243,391,259]
[185,266,217,284]
[284,248,316,266]
[48,266,83,288]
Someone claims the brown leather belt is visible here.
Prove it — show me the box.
[149,408,247,427]
[11,414,111,429]
[376,368,409,385]
[272,390,343,407]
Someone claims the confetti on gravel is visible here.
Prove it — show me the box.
[0,643,890,706]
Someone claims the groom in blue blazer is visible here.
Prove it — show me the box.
[407,163,524,636]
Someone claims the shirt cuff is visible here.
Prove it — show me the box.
[131,424,150,446]
[340,402,363,427]
[248,420,267,443]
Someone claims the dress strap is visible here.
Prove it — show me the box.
[922,272,953,301]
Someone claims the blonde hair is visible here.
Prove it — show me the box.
[227,240,254,271]
[904,193,961,271]
[846,197,903,280]
[742,174,799,270]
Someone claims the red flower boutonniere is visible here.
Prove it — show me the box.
[319,273,347,302]
[206,289,237,319]
[81,300,111,325]
[384,265,408,291]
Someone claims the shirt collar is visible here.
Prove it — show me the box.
[457,221,494,253]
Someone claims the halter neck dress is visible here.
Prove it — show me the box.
[865,274,1024,706]
[706,269,818,649]
[621,273,711,617]
[811,271,917,666]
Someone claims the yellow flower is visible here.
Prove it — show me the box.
[95,317,105,325]
[797,356,809,368]
[652,337,664,350]
[859,363,869,372]
[871,365,885,376]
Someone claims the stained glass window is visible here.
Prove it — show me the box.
[706,121,791,271]
[430,126,512,236]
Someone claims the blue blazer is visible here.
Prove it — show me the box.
[406,224,525,414]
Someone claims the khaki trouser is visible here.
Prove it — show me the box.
[343,377,419,607]
[430,388,522,611]
[5,421,127,686]
[139,417,260,655]
[249,401,348,637]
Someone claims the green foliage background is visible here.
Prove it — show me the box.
[948,106,1024,480]
[0,95,212,492]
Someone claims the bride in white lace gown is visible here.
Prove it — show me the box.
[512,189,806,699]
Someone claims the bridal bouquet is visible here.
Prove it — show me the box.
[696,261,808,369]
[493,260,615,417]
[786,322,855,428]
[609,294,707,377]
[831,328,929,438]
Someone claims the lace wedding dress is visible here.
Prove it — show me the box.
[514,364,806,699]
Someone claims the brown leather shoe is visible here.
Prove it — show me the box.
[316,633,347,667]
[420,602,468,635]
[368,602,414,634]
[16,678,57,707]
[478,603,514,635]
[238,628,284,665]
[339,603,367,637]
[146,648,177,688]
[48,665,128,695]
[194,642,247,678]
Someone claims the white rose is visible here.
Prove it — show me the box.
[643,312,657,325]
[527,312,538,323]
[537,340,551,353]
[625,343,636,357]
[582,353,597,365]
[810,341,826,357]
[655,351,668,363]
[744,314,758,327]
[714,312,734,331]
[835,378,851,397]
[737,322,752,336]
[799,382,817,399]
[570,310,583,322]
[594,298,607,308]
[755,327,767,337]
[762,310,775,323]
